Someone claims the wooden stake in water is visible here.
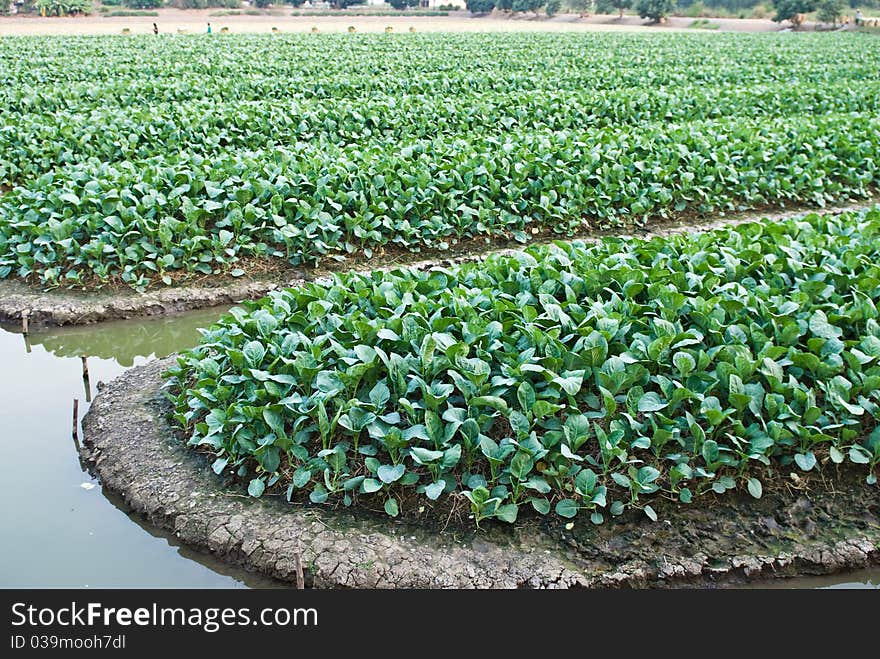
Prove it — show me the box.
[72,398,79,442]
[82,356,92,403]
[21,312,28,336]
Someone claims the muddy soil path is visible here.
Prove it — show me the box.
[80,358,880,588]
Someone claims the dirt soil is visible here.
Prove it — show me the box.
[0,274,302,329]
[2,199,876,330]
[0,10,787,36]
[79,357,880,588]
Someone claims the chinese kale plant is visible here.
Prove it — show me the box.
[1,32,880,289]
[166,207,880,525]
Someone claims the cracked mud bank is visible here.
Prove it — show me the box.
[0,276,302,329]
[80,358,880,588]
[6,200,878,329]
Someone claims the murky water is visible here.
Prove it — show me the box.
[0,307,876,589]
[0,308,281,588]
[747,569,880,590]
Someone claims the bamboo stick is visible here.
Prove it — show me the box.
[82,356,92,403]
[72,398,79,442]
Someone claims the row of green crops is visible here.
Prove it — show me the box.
[1,32,880,289]
[2,113,878,289]
[166,207,880,525]
[4,81,880,186]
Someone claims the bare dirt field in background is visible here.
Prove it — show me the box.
[0,10,786,36]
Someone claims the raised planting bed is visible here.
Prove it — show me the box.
[80,207,880,587]
[2,201,878,328]
[164,207,880,529]
[81,358,880,588]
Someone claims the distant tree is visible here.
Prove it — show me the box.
[465,0,496,10]
[511,0,542,10]
[634,0,672,21]
[389,0,418,7]
[546,0,561,13]
[496,0,513,8]
[816,0,844,21]
[252,0,271,6]
[772,0,817,22]
[610,0,631,16]
[122,0,162,7]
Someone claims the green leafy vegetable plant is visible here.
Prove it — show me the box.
[1,33,879,289]
[166,207,880,525]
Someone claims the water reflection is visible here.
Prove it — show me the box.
[746,569,880,590]
[28,307,231,367]
[0,306,284,588]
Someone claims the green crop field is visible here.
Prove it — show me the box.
[1,32,879,290]
[167,207,880,524]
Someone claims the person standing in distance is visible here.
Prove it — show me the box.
[153,22,159,35]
